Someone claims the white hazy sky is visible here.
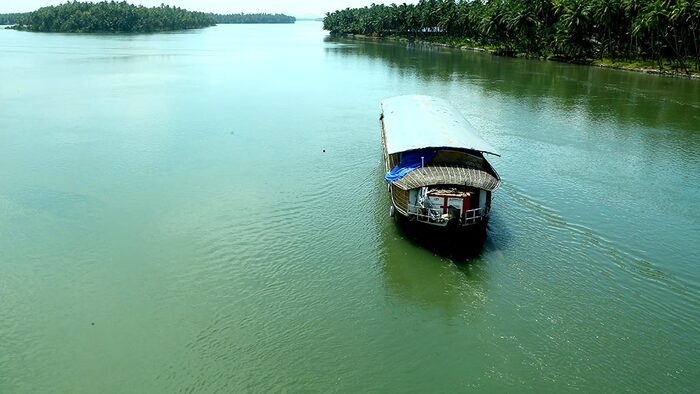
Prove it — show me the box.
[0,1,418,18]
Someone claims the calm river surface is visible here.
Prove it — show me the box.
[1,22,699,392]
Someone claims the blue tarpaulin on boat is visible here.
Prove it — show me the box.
[385,149,437,182]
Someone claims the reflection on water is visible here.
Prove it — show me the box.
[393,216,487,262]
[325,37,700,134]
[378,214,491,321]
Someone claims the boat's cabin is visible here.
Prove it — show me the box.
[387,148,498,226]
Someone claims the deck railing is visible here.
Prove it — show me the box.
[407,205,489,226]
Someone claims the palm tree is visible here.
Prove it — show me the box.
[506,1,539,54]
[633,0,668,69]
[553,0,593,59]
[591,0,622,60]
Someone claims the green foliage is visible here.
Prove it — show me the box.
[11,1,215,33]
[7,3,297,32]
[209,13,295,24]
[324,0,700,71]
[0,13,26,25]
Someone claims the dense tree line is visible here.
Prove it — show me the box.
[4,3,297,32]
[10,1,215,33]
[0,13,26,25]
[209,13,296,24]
[324,0,700,71]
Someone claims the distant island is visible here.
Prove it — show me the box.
[5,1,296,33]
[209,13,295,24]
[8,2,213,33]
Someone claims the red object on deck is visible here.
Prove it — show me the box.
[462,195,471,219]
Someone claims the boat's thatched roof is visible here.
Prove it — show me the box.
[391,164,501,191]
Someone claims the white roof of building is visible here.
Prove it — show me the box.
[381,95,499,156]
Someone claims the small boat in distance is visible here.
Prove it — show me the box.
[381,95,501,230]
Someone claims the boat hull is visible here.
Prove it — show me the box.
[392,211,488,260]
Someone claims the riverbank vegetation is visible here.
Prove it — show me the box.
[324,0,700,73]
[0,13,24,25]
[209,13,295,24]
[9,2,214,33]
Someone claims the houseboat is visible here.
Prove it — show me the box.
[381,95,501,229]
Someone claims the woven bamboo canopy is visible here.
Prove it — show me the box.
[391,164,501,191]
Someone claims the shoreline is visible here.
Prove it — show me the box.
[4,21,296,34]
[342,34,700,80]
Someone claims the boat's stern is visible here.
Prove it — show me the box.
[401,185,491,227]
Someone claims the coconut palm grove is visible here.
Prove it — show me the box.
[323,0,700,72]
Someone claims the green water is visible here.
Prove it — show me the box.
[1,22,699,392]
